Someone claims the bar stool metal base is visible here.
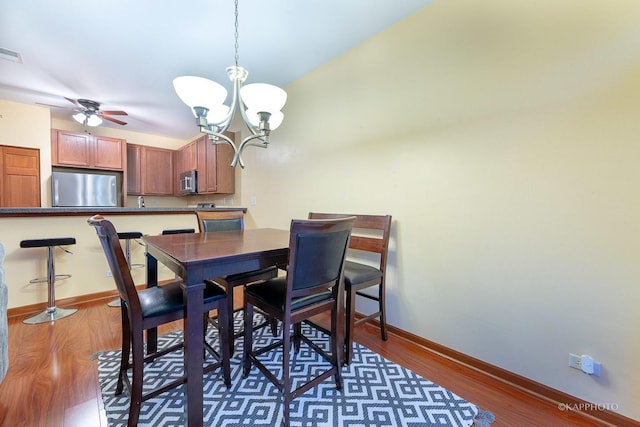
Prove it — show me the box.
[108,231,144,308]
[20,237,77,325]
[28,274,72,284]
[23,306,78,324]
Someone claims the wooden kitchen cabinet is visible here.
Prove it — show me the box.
[51,129,125,170]
[176,140,198,175]
[126,144,141,194]
[0,145,41,207]
[195,134,235,194]
[127,143,174,195]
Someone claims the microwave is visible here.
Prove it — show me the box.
[179,170,197,195]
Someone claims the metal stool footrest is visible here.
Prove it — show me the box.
[28,274,71,284]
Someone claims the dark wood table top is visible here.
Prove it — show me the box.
[143,228,290,282]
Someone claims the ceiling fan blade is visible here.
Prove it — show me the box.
[100,110,128,115]
[36,102,75,110]
[64,97,80,106]
[102,115,127,126]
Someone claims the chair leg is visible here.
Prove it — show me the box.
[331,303,343,391]
[269,316,279,336]
[379,281,388,341]
[242,303,254,377]
[282,317,292,427]
[344,286,357,364]
[292,323,302,353]
[116,308,131,395]
[128,326,145,427]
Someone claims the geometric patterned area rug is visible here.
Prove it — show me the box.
[96,313,494,427]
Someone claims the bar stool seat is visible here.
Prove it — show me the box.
[161,228,195,235]
[108,231,144,307]
[20,237,77,324]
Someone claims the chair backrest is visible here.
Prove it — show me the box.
[286,217,356,304]
[308,213,392,273]
[88,215,141,314]
[196,210,245,233]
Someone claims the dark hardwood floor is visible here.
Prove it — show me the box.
[0,295,606,427]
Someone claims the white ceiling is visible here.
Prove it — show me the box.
[0,0,432,140]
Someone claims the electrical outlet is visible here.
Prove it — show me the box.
[106,270,112,277]
[569,353,582,369]
[569,353,601,376]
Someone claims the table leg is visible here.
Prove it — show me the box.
[182,280,205,427]
[226,282,235,356]
[145,253,158,354]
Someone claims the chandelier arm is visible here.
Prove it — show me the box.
[201,128,240,162]
[238,99,261,137]
[230,133,269,168]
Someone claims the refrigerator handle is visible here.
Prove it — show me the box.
[53,179,59,207]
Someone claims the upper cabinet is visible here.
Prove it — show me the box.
[0,145,41,207]
[126,135,235,197]
[196,135,235,194]
[127,144,174,196]
[51,129,125,171]
[126,144,142,195]
[175,139,198,175]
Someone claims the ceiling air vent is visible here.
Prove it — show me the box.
[0,47,23,63]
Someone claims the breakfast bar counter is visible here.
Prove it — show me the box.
[0,207,246,217]
[0,207,247,312]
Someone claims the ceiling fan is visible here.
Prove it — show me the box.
[39,97,128,126]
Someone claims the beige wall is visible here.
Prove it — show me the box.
[0,100,51,206]
[238,0,640,421]
[1,0,639,420]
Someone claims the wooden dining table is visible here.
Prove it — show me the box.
[143,227,290,427]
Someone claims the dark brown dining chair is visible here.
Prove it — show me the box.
[88,215,231,427]
[196,210,279,353]
[196,210,245,232]
[308,212,392,364]
[243,216,356,427]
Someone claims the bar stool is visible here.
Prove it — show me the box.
[20,237,77,324]
[108,231,144,307]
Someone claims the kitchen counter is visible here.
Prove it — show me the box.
[0,207,246,217]
[1,206,249,311]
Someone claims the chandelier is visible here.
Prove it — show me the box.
[173,0,287,168]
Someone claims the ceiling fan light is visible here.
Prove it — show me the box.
[240,83,287,114]
[86,114,102,127]
[173,76,228,110]
[72,112,86,124]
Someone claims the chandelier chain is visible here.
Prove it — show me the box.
[234,0,239,67]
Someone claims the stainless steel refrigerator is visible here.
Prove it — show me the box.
[52,171,119,207]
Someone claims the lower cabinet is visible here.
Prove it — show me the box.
[0,145,41,207]
[127,144,174,196]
